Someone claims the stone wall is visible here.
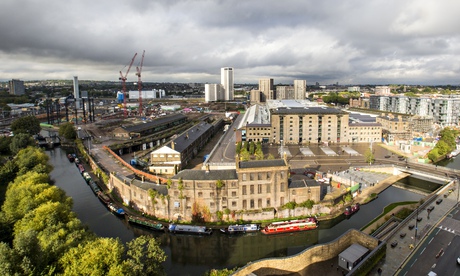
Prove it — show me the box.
[233,229,379,276]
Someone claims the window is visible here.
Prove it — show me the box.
[198,192,203,197]
[232,201,237,207]
[258,198,262,208]
[266,184,271,193]
[243,200,247,209]
[292,190,297,195]
[242,186,247,195]
[266,198,271,207]
[267,172,271,179]
[210,202,214,207]
[232,191,237,197]
[280,183,285,192]
[242,174,246,181]
[250,185,254,194]
[258,184,262,194]
[280,197,284,205]
[210,192,214,197]
[250,173,254,181]
[250,199,254,208]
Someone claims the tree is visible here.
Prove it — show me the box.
[59,238,125,276]
[123,236,167,276]
[15,147,53,176]
[58,123,77,140]
[240,147,250,161]
[364,148,374,165]
[9,133,35,155]
[11,116,41,135]
[0,136,12,155]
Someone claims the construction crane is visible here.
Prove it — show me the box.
[119,53,137,117]
[135,50,145,116]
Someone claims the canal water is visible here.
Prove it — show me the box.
[47,147,433,276]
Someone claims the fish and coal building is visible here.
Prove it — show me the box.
[108,158,321,221]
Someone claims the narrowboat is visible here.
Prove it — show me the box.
[88,180,101,194]
[261,218,318,235]
[67,154,75,162]
[82,172,92,183]
[108,203,125,216]
[168,224,212,235]
[127,215,165,232]
[96,191,111,204]
[220,224,260,234]
[78,164,85,173]
[344,203,360,216]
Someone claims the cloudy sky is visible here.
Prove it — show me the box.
[1,0,460,85]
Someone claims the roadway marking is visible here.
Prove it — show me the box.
[420,247,426,254]
[429,237,434,244]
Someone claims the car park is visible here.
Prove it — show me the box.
[436,198,443,204]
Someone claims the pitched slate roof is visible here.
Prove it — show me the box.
[170,121,213,153]
[171,169,238,180]
[238,159,287,169]
[122,114,186,133]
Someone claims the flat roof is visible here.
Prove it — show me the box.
[339,243,369,263]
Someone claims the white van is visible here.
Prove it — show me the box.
[428,271,437,276]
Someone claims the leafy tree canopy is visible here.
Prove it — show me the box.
[58,123,77,140]
[11,116,41,135]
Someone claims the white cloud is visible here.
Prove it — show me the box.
[1,0,460,85]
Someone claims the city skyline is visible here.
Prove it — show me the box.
[1,0,460,85]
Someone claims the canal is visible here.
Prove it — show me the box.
[47,147,433,276]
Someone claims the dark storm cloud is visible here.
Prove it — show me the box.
[1,0,460,85]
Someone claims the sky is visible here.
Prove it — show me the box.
[1,0,460,85]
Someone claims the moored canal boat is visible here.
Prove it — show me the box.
[88,180,101,194]
[67,154,75,162]
[220,224,260,234]
[261,218,318,235]
[127,215,165,232]
[344,203,360,216]
[96,191,111,204]
[168,224,212,235]
[108,203,125,216]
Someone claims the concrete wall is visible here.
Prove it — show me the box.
[233,229,379,276]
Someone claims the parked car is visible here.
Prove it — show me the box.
[436,198,443,204]
[409,224,415,230]
[417,217,423,222]
[427,206,435,212]
[391,241,398,248]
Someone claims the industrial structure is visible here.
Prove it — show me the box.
[119,53,138,117]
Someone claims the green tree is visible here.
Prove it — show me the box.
[58,123,77,140]
[0,160,18,188]
[15,147,53,176]
[9,133,35,155]
[255,147,264,160]
[59,238,125,276]
[0,136,12,155]
[11,116,41,135]
[239,147,250,161]
[364,148,374,165]
[123,236,167,276]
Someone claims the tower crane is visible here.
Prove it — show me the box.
[119,53,137,117]
[135,50,145,116]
